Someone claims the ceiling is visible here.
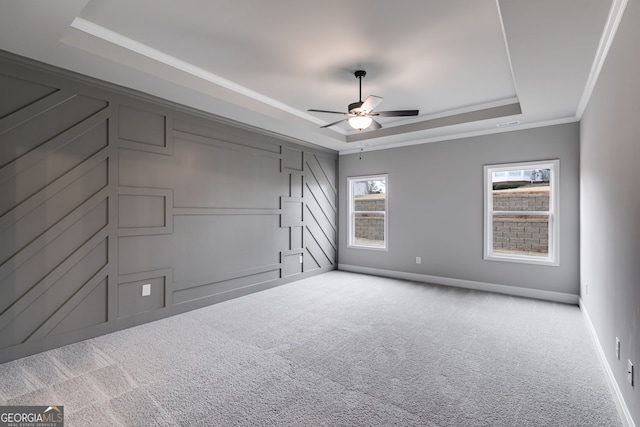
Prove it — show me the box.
[0,0,624,154]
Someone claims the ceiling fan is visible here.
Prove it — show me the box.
[308,70,419,131]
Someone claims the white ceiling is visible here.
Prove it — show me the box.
[0,0,623,154]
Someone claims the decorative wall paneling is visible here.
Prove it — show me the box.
[0,52,337,363]
[0,60,117,363]
[303,152,338,271]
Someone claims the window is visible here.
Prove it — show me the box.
[348,174,388,250]
[484,160,559,265]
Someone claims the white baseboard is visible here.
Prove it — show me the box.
[580,299,636,427]
[337,264,579,304]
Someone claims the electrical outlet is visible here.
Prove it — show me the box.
[142,283,151,297]
[616,338,620,360]
[416,257,421,264]
[629,360,634,387]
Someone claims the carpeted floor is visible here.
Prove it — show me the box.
[0,271,623,426]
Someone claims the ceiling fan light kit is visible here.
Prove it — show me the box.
[308,70,419,133]
[348,116,373,130]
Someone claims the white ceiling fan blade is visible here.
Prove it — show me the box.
[360,95,383,114]
[321,118,349,128]
[308,109,348,115]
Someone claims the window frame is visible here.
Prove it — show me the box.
[483,160,560,266]
[347,174,389,251]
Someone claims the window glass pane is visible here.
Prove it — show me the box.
[492,168,550,212]
[354,193,386,212]
[349,175,388,250]
[485,160,558,265]
[354,179,386,212]
[492,213,549,256]
[354,212,385,247]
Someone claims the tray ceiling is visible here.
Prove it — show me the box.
[0,0,623,153]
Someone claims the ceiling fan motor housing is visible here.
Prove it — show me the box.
[348,101,364,114]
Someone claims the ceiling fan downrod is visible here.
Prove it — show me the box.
[350,70,367,112]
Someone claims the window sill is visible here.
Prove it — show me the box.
[484,252,559,266]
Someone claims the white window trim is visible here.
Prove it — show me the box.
[483,160,560,266]
[347,174,388,251]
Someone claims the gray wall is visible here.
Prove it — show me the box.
[339,123,580,296]
[580,0,640,423]
[0,52,337,363]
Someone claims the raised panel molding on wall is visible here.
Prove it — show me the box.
[303,152,338,271]
[0,60,117,363]
[278,148,338,275]
[0,50,337,363]
[118,104,173,155]
[118,186,173,236]
[281,147,306,277]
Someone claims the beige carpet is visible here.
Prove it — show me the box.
[0,271,622,426]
